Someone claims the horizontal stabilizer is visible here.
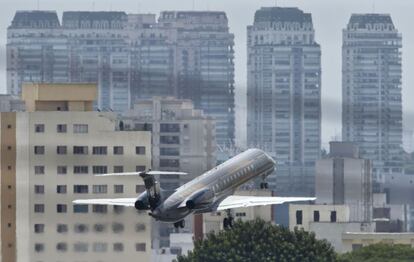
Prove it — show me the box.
[73,198,136,207]
[95,171,187,177]
[215,196,316,211]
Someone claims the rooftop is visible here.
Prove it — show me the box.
[254,7,312,25]
[10,10,60,29]
[348,14,394,29]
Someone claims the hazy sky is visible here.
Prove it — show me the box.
[0,0,413,150]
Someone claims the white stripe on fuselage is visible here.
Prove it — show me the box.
[164,149,275,207]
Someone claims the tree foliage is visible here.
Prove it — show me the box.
[175,219,337,262]
[339,243,414,262]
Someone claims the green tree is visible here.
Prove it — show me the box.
[339,243,414,262]
[175,219,337,262]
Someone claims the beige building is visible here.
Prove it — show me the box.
[289,204,351,231]
[0,84,152,262]
[342,232,414,253]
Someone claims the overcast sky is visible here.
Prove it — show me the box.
[0,0,413,150]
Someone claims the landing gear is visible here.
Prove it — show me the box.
[260,182,269,189]
[174,220,185,229]
[223,210,234,229]
[260,174,269,189]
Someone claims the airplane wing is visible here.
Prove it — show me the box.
[72,198,136,207]
[215,195,316,211]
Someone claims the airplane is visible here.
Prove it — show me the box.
[73,148,315,229]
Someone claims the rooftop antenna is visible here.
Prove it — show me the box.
[372,0,376,13]
[192,0,195,10]
[37,0,40,10]
[92,1,95,11]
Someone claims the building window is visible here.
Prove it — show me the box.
[57,185,67,194]
[74,242,89,252]
[135,146,146,155]
[113,146,124,155]
[160,147,180,156]
[136,165,146,172]
[160,123,180,132]
[135,243,146,252]
[56,242,67,252]
[34,166,45,175]
[34,185,44,194]
[114,185,124,194]
[112,223,124,233]
[114,206,124,214]
[330,211,337,222]
[74,185,88,194]
[34,204,44,213]
[57,204,67,213]
[56,146,67,155]
[74,224,89,233]
[93,242,107,252]
[136,185,145,193]
[93,146,107,155]
[93,166,107,174]
[160,136,179,144]
[94,224,106,233]
[73,124,88,134]
[34,224,45,233]
[113,166,124,173]
[73,204,89,213]
[93,185,107,194]
[113,243,124,252]
[56,124,67,133]
[93,205,108,214]
[296,210,303,225]
[34,146,45,155]
[160,159,179,168]
[34,243,44,253]
[57,224,68,233]
[57,166,67,175]
[314,210,320,222]
[73,146,88,155]
[135,223,146,232]
[73,166,88,174]
[35,124,45,133]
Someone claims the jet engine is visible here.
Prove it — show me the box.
[135,191,150,210]
[184,188,214,210]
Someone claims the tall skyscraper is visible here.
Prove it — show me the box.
[342,14,403,189]
[7,10,235,146]
[247,7,322,196]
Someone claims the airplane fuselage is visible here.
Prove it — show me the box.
[149,149,275,222]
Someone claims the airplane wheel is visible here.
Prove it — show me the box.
[174,221,181,229]
[223,218,229,229]
[228,217,234,228]
[180,220,185,229]
[264,183,269,189]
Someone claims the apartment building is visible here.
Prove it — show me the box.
[7,10,235,146]
[0,83,152,261]
[342,14,403,189]
[247,7,322,195]
[122,96,216,248]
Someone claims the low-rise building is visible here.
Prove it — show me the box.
[0,83,152,262]
[342,232,414,253]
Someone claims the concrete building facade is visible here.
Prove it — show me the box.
[316,142,373,221]
[342,14,403,189]
[0,84,153,261]
[247,7,322,195]
[7,10,235,146]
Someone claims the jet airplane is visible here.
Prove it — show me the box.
[74,148,315,228]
